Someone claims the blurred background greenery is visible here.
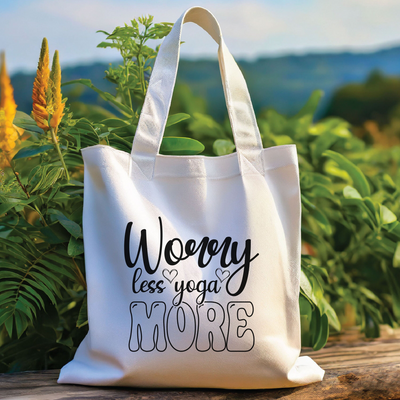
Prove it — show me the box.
[11,40,400,152]
[9,46,400,131]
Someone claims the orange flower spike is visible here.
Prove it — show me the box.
[32,38,50,131]
[0,52,18,161]
[49,50,65,132]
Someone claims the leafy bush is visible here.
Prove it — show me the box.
[0,15,399,372]
[324,69,400,127]
[257,96,400,342]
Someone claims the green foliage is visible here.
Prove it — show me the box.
[97,16,173,105]
[1,14,400,373]
[257,95,400,344]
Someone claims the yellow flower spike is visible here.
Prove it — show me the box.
[0,52,18,167]
[49,50,65,132]
[0,52,17,119]
[32,38,50,131]
[47,49,69,181]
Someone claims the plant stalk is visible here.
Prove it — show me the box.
[50,126,70,181]
[137,28,148,97]
[5,153,30,199]
[123,57,133,110]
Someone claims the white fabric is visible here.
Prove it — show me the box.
[58,6,324,389]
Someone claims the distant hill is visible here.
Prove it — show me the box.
[11,45,400,121]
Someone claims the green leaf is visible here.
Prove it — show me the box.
[100,118,129,128]
[302,195,332,234]
[24,286,45,309]
[97,42,119,49]
[358,286,383,304]
[323,150,370,197]
[96,29,111,35]
[0,203,16,216]
[68,236,84,257]
[393,242,400,268]
[294,90,323,119]
[39,226,67,244]
[13,111,44,135]
[300,270,315,304]
[343,185,362,199]
[318,297,341,332]
[0,310,13,330]
[303,262,329,280]
[12,145,53,160]
[271,134,293,146]
[213,139,236,156]
[380,204,397,224]
[4,315,14,338]
[160,137,205,155]
[109,125,136,136]
[310,132,338,161]
[310,208,332,235]
[363,303,381,339]
[300,295,313,347]
[30,167,64,194]
[40,259,75,281]
[57,219,82,239]
[341,198,376,229]
[382,262,400,320]
[20,290,42,311]
[76,296,88,328]
[307,184,338,204]
[313,312,329,351]
[301,172,332,189]
[166,113,191,127]
[47,210,82,239]
[14,310,29,338]
[364,198,378,223]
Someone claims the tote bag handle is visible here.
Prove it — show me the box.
[131,6,264,179]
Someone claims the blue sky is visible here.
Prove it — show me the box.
[1,0,400,73]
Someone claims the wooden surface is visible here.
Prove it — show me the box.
[0,327,399,400]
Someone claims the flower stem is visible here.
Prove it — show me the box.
[5,153,30,199]
[50,126,69,181]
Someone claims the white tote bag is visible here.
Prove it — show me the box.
[58,6,324,389]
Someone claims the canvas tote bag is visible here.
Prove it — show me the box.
[58,6,324,389]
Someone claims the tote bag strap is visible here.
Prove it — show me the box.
[131,6,264,179]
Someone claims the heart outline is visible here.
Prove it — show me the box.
[215,268,230,283]
[162,268,178,284]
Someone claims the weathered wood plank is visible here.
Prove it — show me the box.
[1,364,400,400]
[0,336,399,400]
[302,339,400,369]
[327,324,400,343]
